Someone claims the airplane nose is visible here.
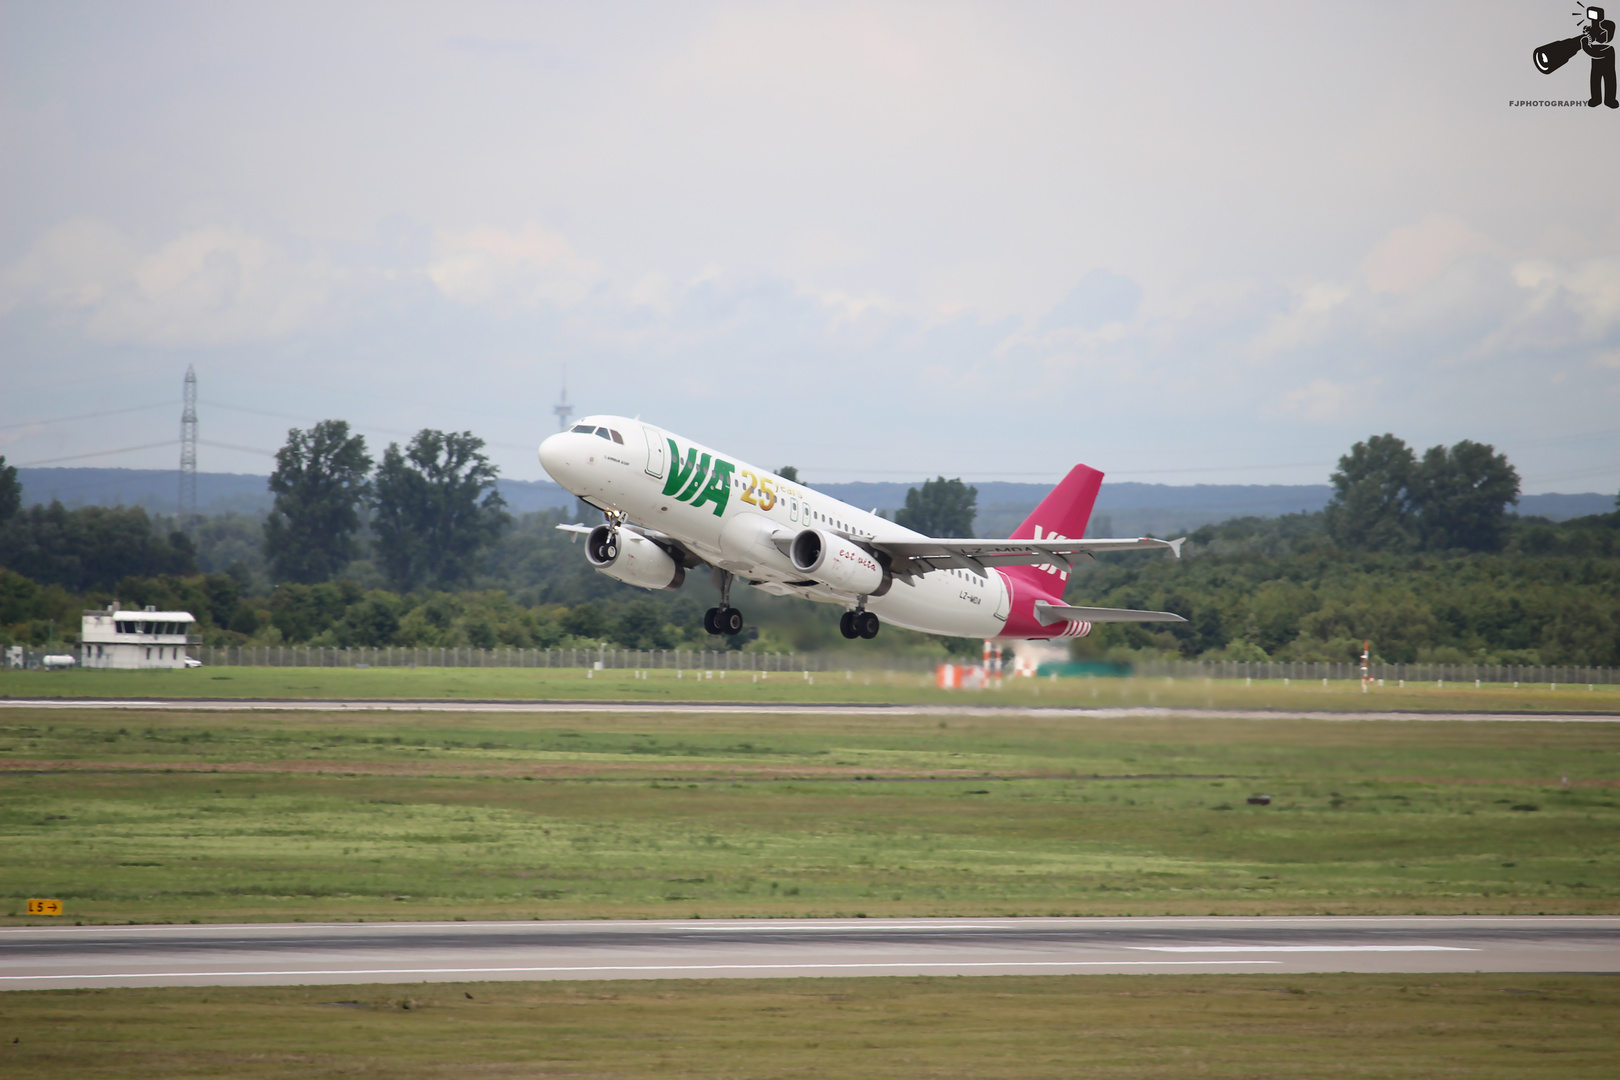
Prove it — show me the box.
[538,432,572,483]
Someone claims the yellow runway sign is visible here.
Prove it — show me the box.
[27,898,63,916]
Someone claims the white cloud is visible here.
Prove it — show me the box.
[1245,281,1353,363]
[1474,256,1620,357]
[426,224,600,310]
[625,271,676,314]
[2,219,335,347]
[1361,215,1501,295]
[1563,259,1620,339]
[1275,378,1381,422]
[0,217,134,314]
[810,287,894,325]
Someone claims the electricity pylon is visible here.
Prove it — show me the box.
[179,366,198,519]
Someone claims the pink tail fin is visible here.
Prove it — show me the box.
[1009,464,1103,541]
[1000,464,1103,601]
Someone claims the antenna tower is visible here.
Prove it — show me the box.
[552,370,574,431]
[179,365,198,518]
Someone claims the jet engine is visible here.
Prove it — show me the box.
[789,528,891,596]
[586,524,685,591]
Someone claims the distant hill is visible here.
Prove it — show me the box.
[1511,492,1618,521]
[18,468,276,516]
[818,480,1338,537]
[15,468,580,518]
[16,467,1612,535]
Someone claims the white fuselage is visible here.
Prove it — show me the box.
[539,415,1010,638]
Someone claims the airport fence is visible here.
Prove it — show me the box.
[1129,658,1617,686]
[8,644,1613,685]
[185,649,1618,685]
[187,645,944,675]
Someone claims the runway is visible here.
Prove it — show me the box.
[5,917,1616,989]
[2,698,1618,722]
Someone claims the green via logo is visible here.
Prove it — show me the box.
[662,439,734,516]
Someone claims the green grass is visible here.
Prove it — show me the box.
[3,707,1616,923]
[5,663,1620,713]
[3,974,1616,1078]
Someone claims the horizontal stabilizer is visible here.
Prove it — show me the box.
[1033,600,1187,625]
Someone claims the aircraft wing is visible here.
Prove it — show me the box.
[556,521,683,545]
[873,535,1184,577]
[1033,600,1187,625]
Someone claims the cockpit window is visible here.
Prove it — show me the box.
[571,424,594,433]
[594,427,612,440]
[609,429,624,444]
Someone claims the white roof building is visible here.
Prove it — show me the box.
[81,603,198,669]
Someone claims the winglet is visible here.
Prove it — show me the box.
[1168,537,1186,559]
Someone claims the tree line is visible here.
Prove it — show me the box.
[1066,508,1619,667]
[0,452,198,593]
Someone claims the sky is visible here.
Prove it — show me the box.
[2,0,1617,495]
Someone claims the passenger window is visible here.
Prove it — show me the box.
[572,424,594,433]
[610,430,624,444]
[595,427,612,440]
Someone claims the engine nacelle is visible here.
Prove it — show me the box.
[789,528,891,596]
[586,524,685,591]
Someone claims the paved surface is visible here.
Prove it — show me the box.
[4,917,1616,989]
[2,698,1617,721]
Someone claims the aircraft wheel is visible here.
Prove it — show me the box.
[839,611,860,639]
[857,611,880,639]
[703,607,721,635]
[721,608,745,635]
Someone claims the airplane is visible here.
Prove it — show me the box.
[538,416,1187,642]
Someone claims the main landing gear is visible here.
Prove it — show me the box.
[840,608,880,640]
[704,569,746,637]
[704,606,745,636]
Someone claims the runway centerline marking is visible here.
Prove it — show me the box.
[1130,945,1477,953]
